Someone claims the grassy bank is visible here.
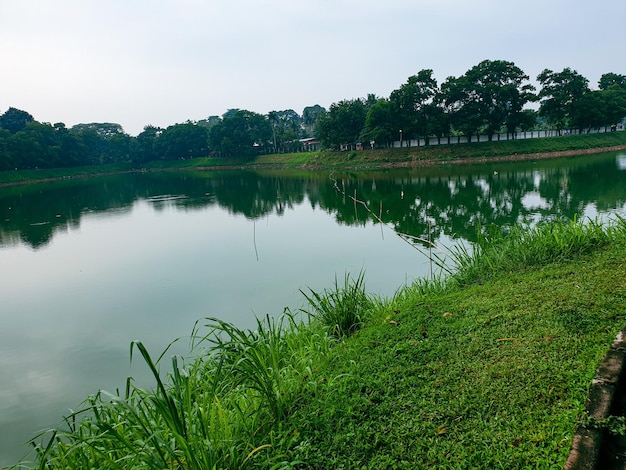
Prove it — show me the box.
[250,131,626,169]
[1,131,626,186]
[16,217,626,469]
[0,163,137,186]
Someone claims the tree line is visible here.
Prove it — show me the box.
[318,62,626,149]
[1,59,625,171]
[0,105,325,171]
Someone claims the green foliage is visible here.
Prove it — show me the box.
[23,311,335,469]
[2,61,625,171]
[155,122,209,160]
[300,271,373,338]
[538,68,590,130]
[389,69,441,138]
[133,125,161,164]
[199,313,308,422]
[209,109,272,158]
[442,59,536,139]
[3,131,626,194]
[302,105,325,127]
[364,98,396,144]
[449,216,626,287]
[27,341,264,469]
[316,99,367,149]
[599,72,626,91]
[68,123,133,165]
[518,108,538,131]
[302,104,326,138]
[583,415,626,436]
[267,109,303,152]
[275,221,626,468]
[571,86,626,131]
[0,107,34,134]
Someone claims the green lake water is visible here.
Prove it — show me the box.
[1,151,626,466]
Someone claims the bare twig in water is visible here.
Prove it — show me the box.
[329,172,456,276]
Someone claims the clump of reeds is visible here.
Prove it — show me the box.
[22,309,338,469]
[450,215,626,286]
[299,271,373,338]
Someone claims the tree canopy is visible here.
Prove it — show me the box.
[599,73,626,91]
[443,60,536,140]
[389,69,441,138]
[537,68,589,131]
[316,99,367,150]
[0,107,35,134]
[1,59,624,170]
[156,123,209,160]
[209,110,272,158]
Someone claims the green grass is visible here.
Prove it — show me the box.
[447,216,620,287]
[2,131,626,185]
[253,131,626,169]
[273,218,626,468]
[300,271,372,338]
[13,216,626,469]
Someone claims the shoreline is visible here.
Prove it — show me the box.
[1,144,625,188]
[377,144,626,168]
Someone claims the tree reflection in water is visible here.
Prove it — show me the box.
[1,151,625,251]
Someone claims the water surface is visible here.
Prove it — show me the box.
[1,152,626,466]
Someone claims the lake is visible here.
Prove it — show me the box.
[1,151,626,466]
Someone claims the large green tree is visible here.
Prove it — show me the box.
[442,60,535,140]
[598,73,626,91]
[570,86,626,131]
[133,125,161,164]
[315,99,367,149]
[3,121,85,169]
[0,129,11,170]
[0,107,35,134]
[389,69,441,139]
[155,122,209,160]
[302,104,326,137]
[196,116,222,130]
[517,109,538,132]
[5,124,45,169]
[363,98,396,145]
[53,122,83,167]
[267,109,302,152]
[69,123,131,164]
[209,110,272,158]
[537,68,589,132]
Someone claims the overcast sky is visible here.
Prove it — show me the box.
[2,0,624,136]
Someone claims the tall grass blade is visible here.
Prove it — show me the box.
[300,270,372,338]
